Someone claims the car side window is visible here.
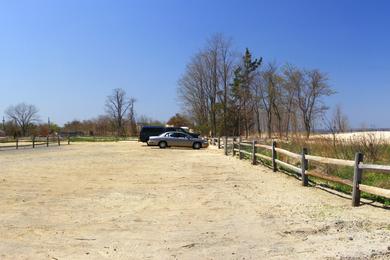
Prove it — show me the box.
[170,133,187,138]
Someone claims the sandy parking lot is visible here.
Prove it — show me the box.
[0,142,389,259]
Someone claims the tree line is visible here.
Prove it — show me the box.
[1,103,60,137]
[2,35,345,139]
[178,34,337,139]
[1,88,162,137]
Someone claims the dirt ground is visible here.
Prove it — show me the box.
[0,142,389,259]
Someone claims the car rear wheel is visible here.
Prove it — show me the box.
[159,141,167,149]
[193,142,201,149]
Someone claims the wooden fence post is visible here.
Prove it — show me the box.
[224,136,228,155]
[32,136,35,148]
[16,138,18,149]
[232,137,236,157]
[252,140,257,165]
[301,148,308,186]
[218,136,221,149]
[46,136,49,147]
[57,135,60,146]
[352,152,364,207]
[272,141,277,172]
[238,137,242,160]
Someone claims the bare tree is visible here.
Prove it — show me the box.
[178,52,210,134]
[5,103,39,136]
[281,64,302,139]
[204,39,219,136]
[96,115,115,136]
[105,88,135,136]
[259,64,279,138]
[128,97,137,136]
[297,70,335,138]
[178,35,338,139]
[178,34,236,136]
[325,105,349,147]
[214,34,235,136]
[269,65,284,138]
[252,71,263,136]
[333,105,349,133]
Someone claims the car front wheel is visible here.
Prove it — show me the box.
[193,142,201,149]
[159,141,167,149]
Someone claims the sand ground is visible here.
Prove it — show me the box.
[314,131,390,142]
[0,142,389,259]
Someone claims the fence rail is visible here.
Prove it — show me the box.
[359,163,390,173]
[209,136,390,206]
[0,136,70,150]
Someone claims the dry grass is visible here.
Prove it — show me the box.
[268,133,390,202]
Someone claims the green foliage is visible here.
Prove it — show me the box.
[167,113,192,127]
[230,48,262,137]
[231,48,262,101]
[192,124,210,136]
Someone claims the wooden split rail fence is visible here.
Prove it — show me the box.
[0,136,70,150]
[209,136,390,207]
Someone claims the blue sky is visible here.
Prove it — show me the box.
[0,0,389,127]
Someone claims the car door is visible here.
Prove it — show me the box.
[169,132,188,147]
[167,132,180,146]
[159,132,170,144]
[176,133,192,147]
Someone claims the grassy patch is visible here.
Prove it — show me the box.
[69,136,138,142]
[235,138,390,205]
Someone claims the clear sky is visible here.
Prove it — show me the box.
[0,0,389,127]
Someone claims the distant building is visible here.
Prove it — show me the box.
[0,130,5,137]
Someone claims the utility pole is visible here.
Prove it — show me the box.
[2,116,5,130]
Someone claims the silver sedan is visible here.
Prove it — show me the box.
[147,131,208,149]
